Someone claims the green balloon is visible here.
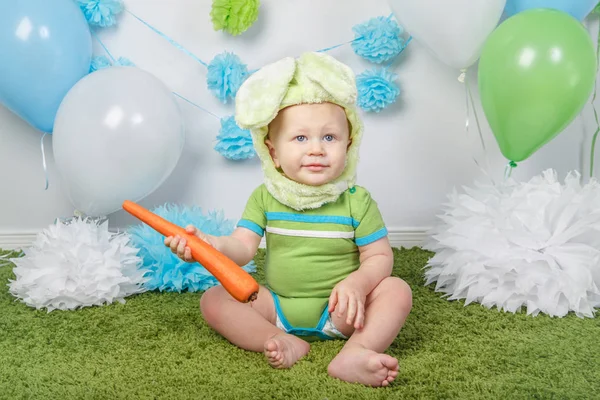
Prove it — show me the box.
[478,8,597,162]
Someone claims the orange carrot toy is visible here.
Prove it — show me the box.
[122,200,259,303]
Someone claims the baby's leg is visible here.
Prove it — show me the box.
[327,277,412,387]
[200,285,310,368]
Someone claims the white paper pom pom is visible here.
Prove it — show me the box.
[424,169,600,318]
[8,217,149,312]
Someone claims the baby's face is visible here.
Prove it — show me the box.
[266,103,351,187]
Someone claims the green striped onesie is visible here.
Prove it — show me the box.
[237,184,387,340]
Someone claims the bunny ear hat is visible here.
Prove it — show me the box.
[235,52,364,211]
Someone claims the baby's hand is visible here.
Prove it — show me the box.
[164,225,213,262]
[328,275,367,330]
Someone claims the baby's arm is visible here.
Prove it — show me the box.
[328,236,393,329]
[209,227,262,266]
[352,236,394,294]
[165,226,262,267]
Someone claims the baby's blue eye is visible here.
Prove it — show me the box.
[295,135,307,142]
[324,135,334,142]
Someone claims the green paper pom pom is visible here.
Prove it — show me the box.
[210,0,260,36]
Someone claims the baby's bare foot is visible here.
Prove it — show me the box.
[327,344,399,387]
[263,333,310,369]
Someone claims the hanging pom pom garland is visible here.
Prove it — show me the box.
[424,170,600,319]
[210,0,260,36]
[357,68,400,112]
[8,218,148,312]
[214,116,256,160]
[351,16,406,64]
[207,52,250,104]
[77,0,124,28]
[128,203,257,292]
[88,8,414,115]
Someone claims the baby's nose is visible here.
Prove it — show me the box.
[307,139,325,155]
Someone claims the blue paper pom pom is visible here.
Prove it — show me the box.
[77,0,124,28]
[357,68,400,112]
[89,56,135,73]
[115,57,135,67]
[207,52,249,104]
[90,55,112,73]
[214,116,256,161]
[128,203,257,292]
[351,16,405,64]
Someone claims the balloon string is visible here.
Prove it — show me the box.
[504,161,517,180]
[462,69,494,184]
[466,76,488,156]
[40,132,49,190]
[589,22,600,178]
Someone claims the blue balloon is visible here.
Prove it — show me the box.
[504,0,597,21]
[0,0,92,133]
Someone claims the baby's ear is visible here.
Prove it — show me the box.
[264,137,280,168]
[235,57,296,130]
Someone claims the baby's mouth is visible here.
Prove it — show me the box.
[303,163,328,172]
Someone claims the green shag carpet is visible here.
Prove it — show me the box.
[1,247,599,399]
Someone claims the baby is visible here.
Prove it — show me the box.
[165,52,412,387]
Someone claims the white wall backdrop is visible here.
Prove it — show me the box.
[1,0,598,248]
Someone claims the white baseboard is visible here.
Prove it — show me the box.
[387,228,430,248]
[0,231,38,251]
[0,227,430,251]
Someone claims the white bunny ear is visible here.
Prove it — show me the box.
[298,52,357,106]
[235,57,297,130]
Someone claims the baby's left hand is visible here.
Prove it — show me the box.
[328,274,367,330]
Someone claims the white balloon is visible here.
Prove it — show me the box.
[388,0,506,70]
[53,67,185,216]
